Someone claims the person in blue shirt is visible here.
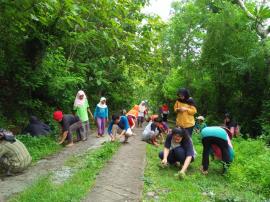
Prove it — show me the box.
[94,97,109,137]
[108,114,134,142]
[200,126,234,175]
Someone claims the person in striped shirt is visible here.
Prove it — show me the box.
[0,129,32,176]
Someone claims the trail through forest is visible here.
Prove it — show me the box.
[0,132,110,202]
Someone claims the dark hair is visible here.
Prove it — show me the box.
[171,127,189,140]
[112,114,120,121]
[177,88,190,100]
[177,88,196,106]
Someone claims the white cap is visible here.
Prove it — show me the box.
[197,116,205,121]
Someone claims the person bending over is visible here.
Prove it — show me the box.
[159,128,195,178]
[108,114,134,143]
[200,126,234,175]
[142,117,162,146]
[53,111,83,146]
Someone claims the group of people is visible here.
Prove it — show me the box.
[141,88,237,178]
[0,87,238,178]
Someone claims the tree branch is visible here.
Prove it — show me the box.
[235,0,269,38]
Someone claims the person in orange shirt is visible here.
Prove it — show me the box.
[126,105,139,129]
[174,88,197,137]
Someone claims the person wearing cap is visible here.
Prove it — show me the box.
[174,88,197,137]
[159,128,195,178]
[73,90,94,140]
[94,97,109,137]
[0,129,32,175]
[194,115,207,133]
[53,111,82,146]
[108,114,134,142]
[142,117,163,146]
[200,126,234,175]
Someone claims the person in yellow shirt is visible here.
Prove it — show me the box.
[174,88,197,136]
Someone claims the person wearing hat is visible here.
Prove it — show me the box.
[94,97,109,137]
[174,88,197,137]
[0,129,32,176]
[200,126,234,175]
[159,128,195,178]
[194,115,207,133]
[53,111,82,146]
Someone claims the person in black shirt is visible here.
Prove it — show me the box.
[53,111,82,147]
[22,116,51,137]
[159,128,195,178]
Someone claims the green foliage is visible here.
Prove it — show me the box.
[16,135,61,162]
[0,0,163,129]
[9,142,120,202]
[149,0,270,137]
[143,136,270,202]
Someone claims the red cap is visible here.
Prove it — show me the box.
[53,111,63,121]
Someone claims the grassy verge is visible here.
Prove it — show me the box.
[143,135,270,202]
[9,141,120,202]
[16,135,62,162]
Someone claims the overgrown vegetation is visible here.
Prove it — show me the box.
[17,135,61,162]
[143,135,270,202]
[9,142,120,202]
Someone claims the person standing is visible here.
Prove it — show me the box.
[94,97,109,137]
[138,101,146,127]
[174,88,197,136]
[73,90,94,140]
[160,103,169,123]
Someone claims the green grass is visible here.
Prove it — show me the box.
[9,141,120,202]
[143,135,270,202]
[16,135,62,162]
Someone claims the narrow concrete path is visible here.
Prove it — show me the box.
[82,127,146,202]
[0,132,110,202]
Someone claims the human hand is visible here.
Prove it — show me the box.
[175,171,186,179]
[161,158,167,165]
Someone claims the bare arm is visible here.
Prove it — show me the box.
[87,108,94,120]
[161,147,170,164]
[180,156,192,173]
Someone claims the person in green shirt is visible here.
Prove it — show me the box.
[0,129,32,176]
[73,90,94,141]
